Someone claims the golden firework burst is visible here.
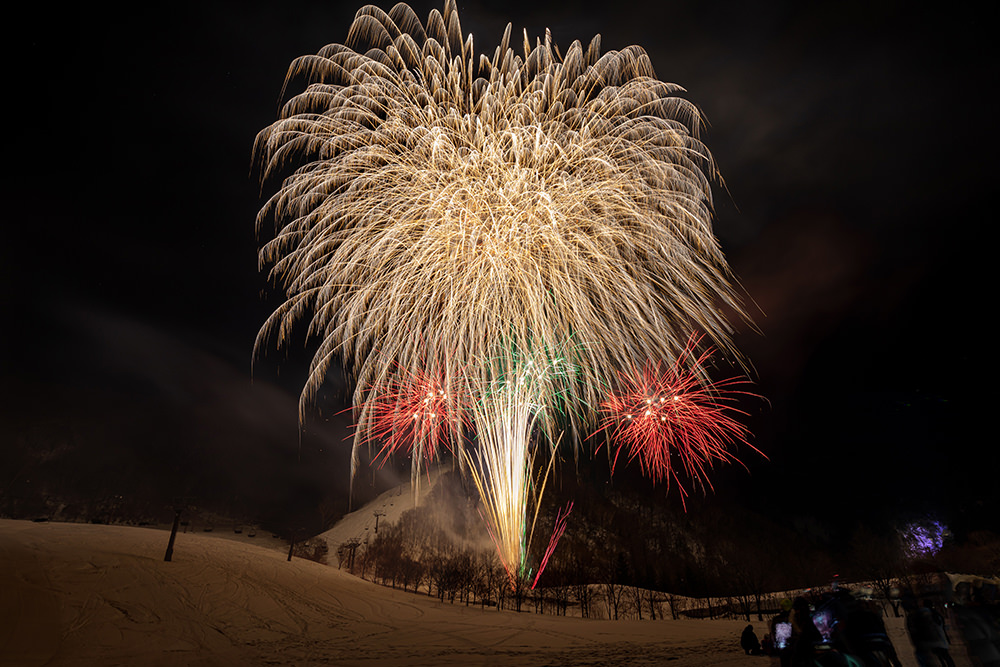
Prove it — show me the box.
[253,0,751,579]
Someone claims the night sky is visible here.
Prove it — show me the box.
[4,1,993,538]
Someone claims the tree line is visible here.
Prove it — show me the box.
[333,471,998,621]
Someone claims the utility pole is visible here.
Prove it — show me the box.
[164,497,195,562]
[373,510,385,533]
[286,525,309,562]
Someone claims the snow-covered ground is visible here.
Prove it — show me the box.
[1,518,935,667]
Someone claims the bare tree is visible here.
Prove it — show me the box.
[452,549,477,605]
[570,552,598,619]
[551,584,571,616]
[511,571,528,612]
[625,585,645,620]
[850,525,908,617]
[398,555,423,592]
[470,551,496,609]
[541,553,572,616]
[368,529,404,587]
[602,552,629,620]
[643,587,664,621]
[494,566,509,611]
[427,542,457,601]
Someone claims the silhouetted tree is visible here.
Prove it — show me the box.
[569,551,598,618]
[850,525,908,617]
[602,552,630,620]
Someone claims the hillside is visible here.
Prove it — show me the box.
[3,518,798,666]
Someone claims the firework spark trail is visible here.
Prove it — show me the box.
[253,0,755,582]
[466,401,533,587]
[463,349,570,585]
[532,501,573,590]
[598,333,764,509]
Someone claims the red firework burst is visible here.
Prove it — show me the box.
[598,334,762,507]
[364,368,468,467]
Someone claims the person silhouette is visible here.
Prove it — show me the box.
[742,623,763,655]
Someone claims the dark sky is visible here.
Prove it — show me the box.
[4,1,993,536]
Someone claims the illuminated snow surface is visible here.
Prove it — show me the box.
[1,517,924,667]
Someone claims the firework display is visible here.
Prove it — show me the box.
[254,0,756,583]
[598,333,763,509]
[363,364,469,496]
[463,348,573,583]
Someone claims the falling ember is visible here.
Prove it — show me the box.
[598,333,764,508]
